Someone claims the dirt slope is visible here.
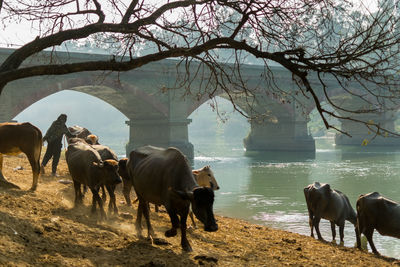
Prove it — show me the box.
[0,154,398,266]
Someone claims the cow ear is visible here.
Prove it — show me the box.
[173,190,194,201]
[192,170,199,175]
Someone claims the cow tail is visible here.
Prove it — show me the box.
[355,198,363,249]
[35,126,43,175]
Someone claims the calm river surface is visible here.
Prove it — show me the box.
[192,138,400,259]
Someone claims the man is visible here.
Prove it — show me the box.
[41,114,73,176]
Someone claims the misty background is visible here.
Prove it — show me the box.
[13,90,251,156]
[13,89,400,157]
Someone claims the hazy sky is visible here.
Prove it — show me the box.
[0,0,380,48]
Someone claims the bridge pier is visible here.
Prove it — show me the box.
[125,118,194,159]
[243,116,315,152]
[335,112,400,146]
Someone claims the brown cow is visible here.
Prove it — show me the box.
[91,143,120,214]
[65,141,121,219]
[0,122,42,190]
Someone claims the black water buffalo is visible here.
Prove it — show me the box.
[65,141,121,219]
[91,144,119,214]
[131,147,218,252]
[118,147,150,206]
[119,145,219,208]
[356,192,400,255]
[304,182,357,243]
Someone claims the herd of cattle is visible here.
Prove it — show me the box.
[0,122,399,254]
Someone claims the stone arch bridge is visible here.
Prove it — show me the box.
[1,48,398,158]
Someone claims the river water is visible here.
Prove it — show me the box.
[192,137,400,259]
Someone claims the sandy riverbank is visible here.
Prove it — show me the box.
[0,154,398,266]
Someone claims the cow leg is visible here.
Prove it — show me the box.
[0,154,20,189]
[356,216,363,249]
[364,228,379,255]
[179,209,192,252]
[338,223,345,244]
[73,181,83,206]
[0,153,3,172]
[135,199,144,237]
[313,217,324,240]
[106,185,118,215]
[330,221,336,242]
[122,179,132,206]
[308,213,315,237]
[90,187,106,220]
[142,201,155,239]
[101,185,107,204]
[26,152,40,191]
[188,210,197,229]
[165,209,179,238]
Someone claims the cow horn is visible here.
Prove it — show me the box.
[92,161,104,168]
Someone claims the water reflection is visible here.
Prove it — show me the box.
[244,150,315,162]
[195,144,400,259]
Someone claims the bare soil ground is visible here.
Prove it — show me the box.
[0,154,399,266]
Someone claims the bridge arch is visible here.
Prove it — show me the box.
[14,90,129,156]
[11,77,169,120]
[188,97,250,151]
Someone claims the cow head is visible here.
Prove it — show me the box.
[94,160,122,185]
[118,158,130,183]
[193,165,220,191]
[86,134,99,145]
[178,187,218,232]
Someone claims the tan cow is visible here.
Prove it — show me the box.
[193,165,220,190]
[189,165,220,228]
[0,122,42,190]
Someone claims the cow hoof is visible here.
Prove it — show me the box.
[165,229,177,237]
[182,243,193,252]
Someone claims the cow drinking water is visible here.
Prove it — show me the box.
[131,147,218,252]
[304,182,357,244]
[356,192,400,255]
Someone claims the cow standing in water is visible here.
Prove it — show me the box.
[304,182,357,244]
[356,192,400,255]
[0,122,42,190]
[131,147,218,252]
